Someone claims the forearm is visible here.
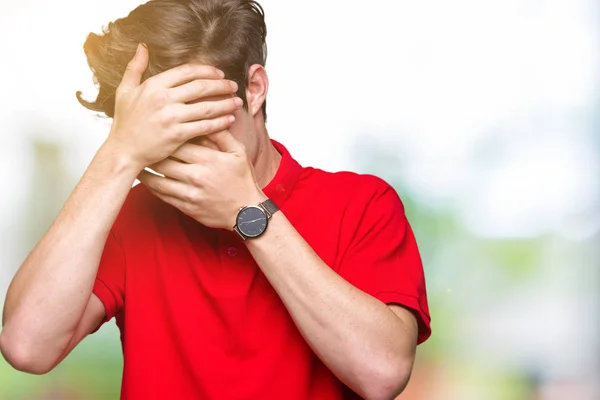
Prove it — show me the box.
[245,213,417,400]
[1,141,138,361]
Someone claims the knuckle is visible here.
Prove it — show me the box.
[204,119,222,135]
[189,170,203,186]
[158,116,178,136]
[142,76,157,91]
[159,113,175,128]
[214,118,227,131]
[193,81,207,96]
[160,106,180,127]
[169,125,185,141]
[152,90,169,108]
[179,64,194,78]
[197,102,211,117]
[195,119,210,133]
[184,188,202,203]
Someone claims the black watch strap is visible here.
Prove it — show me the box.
[259,199,279,218]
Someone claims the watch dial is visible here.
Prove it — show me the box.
[237,206,268,237]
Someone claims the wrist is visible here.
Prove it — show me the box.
[96,140,144,180]
[232,196,280,240]
[246,188,268,205]
[225,190,265,232]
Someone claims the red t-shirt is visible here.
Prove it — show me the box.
[93,140,431,399]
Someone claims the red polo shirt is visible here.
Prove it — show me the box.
[92,140,431,400]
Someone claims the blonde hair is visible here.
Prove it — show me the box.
[77,0,268,119]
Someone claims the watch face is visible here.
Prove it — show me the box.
[237,206,268,238]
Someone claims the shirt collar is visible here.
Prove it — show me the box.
[262,139,303,208]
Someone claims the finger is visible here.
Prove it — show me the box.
[169,79,238,104]
[148,158,193,182]
[118,43,149,92]
[178,114,236,141]
[176,97,243,122]
[171,143,219,164]
[150,64,225,89]
[146,185,191,213]
[206,130,243,153]
[188,135,220,151]
[138,170,188,198]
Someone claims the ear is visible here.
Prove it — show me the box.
[246,64,268,118]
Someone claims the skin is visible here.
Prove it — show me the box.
[0,44,242,372]
[1,43,419,399]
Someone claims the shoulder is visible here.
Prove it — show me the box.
[299,167,403,212]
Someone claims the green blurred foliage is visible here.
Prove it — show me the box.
[2,327,123,400]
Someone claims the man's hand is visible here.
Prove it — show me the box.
[106,43,243,172]
[138,131,266,230]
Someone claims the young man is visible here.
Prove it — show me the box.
[0,1,431,399]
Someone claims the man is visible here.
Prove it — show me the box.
[0,0,431,399]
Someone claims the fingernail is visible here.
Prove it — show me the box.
[228,115,236,123]
[135,43,142,55]
[216,69,225,78]
[230,81,239,91]
[234,97,243,108]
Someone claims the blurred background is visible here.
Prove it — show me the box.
[0,0,598,399]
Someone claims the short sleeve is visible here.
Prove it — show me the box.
[91,230,126,332]
[338,183,431,344]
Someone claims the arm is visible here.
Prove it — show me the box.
[0,145,139,374]
[139,134,429,400]
[0,45,242,374]
[244,211,418,400]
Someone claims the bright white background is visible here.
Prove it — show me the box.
[0,0,597,239]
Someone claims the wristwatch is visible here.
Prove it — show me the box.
[233,199,279,240]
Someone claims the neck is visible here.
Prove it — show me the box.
[252,126,282,189]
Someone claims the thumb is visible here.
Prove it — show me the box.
[119,43,149,92]
[207,130,243,154]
